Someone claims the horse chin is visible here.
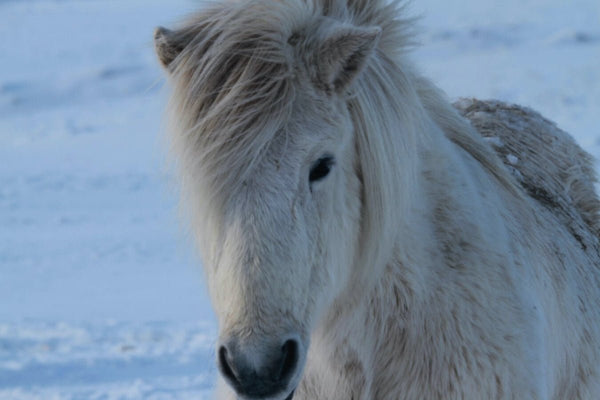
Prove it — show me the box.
[242,388,295,400]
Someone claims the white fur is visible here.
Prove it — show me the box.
[156,0,600,398]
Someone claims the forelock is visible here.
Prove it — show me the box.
[168,0,314,202]
[165,0,416,211]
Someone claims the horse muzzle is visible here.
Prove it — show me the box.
[218,335,304,399]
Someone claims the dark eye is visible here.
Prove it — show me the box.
[309,155,335,184]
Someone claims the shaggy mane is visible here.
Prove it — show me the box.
[166,0,415,201]
[166,0,521,293]
[167,1,298,202]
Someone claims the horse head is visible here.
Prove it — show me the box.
[155,2,381,398]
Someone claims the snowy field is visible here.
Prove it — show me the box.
[1,0,598,398]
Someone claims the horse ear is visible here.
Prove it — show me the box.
[154,26,192,70]
[316,25,381,94]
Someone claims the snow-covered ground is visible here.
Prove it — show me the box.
[1,0,598,398]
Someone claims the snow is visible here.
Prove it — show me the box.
[1,0,598,398]
[0,321,216,399]
[507,154,519,165]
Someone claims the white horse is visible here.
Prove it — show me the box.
[155,0,600,398]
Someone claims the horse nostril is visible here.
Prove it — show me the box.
[279,339,299,381]
[218,345,240,385]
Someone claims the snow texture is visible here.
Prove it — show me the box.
[1,0,598,398]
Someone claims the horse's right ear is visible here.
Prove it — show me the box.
[314,25,381,94]
[154,26,190,70]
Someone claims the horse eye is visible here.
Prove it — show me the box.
[309,155,335,184]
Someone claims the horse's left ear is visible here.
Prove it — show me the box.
[154,26,194,70]
[315,25,381,94]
